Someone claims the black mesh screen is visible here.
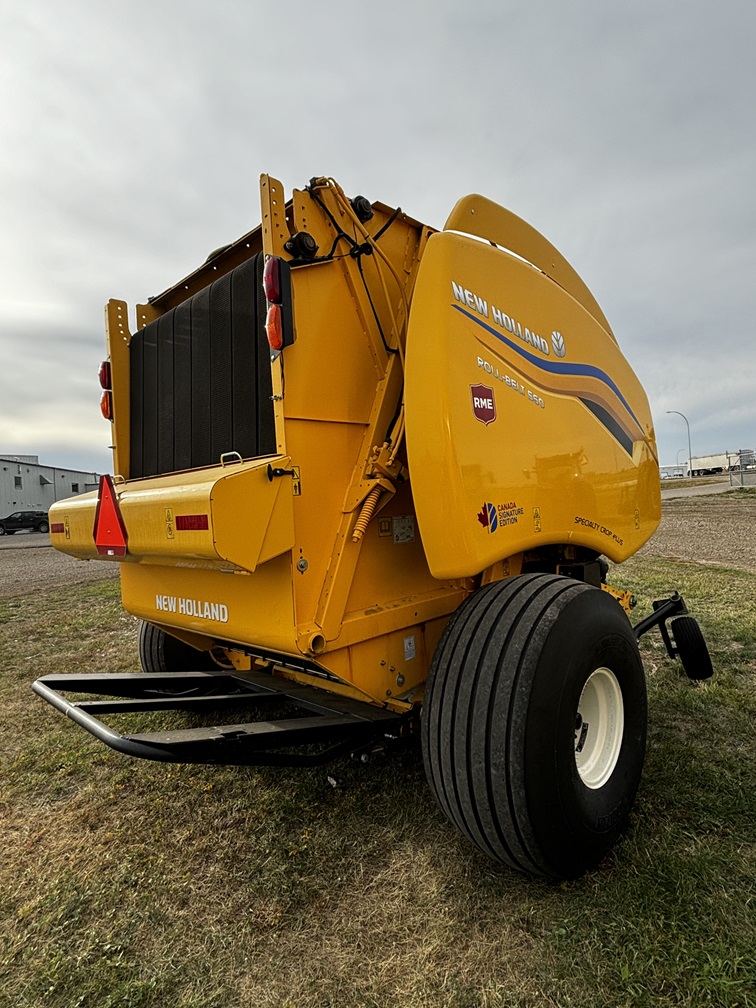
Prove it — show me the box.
[129,253,275,479]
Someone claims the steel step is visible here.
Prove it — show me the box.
[32,671,411,767]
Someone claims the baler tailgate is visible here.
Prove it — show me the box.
[32,671,408,767]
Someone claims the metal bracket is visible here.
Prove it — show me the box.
[632,592,689,658]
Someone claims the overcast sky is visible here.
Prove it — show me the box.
[1,0,754,474]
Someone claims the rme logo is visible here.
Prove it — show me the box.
[471,383,496,425]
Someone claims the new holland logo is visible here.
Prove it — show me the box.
[551,331,566,357]
[471,383,496,425]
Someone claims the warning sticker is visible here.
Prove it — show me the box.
[393,516,415,544]
[404,635,416,661]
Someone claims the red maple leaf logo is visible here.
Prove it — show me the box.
[477,504,489,528]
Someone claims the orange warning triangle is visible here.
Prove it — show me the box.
[93,474,128,557]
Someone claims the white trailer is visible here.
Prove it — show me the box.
[687,451,750,476]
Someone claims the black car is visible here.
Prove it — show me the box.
[0,510,50,534]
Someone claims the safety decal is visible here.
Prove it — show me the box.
[403,635,416,661]
[392,515,415,544]
[470,383,496,425]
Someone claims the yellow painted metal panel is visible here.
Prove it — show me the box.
[120,553,297,656]
[404,231,660,579]
[284,418,367,625]
[281,260,384,425]
[49,458,295,574]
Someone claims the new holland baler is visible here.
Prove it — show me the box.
[34,175,711,879]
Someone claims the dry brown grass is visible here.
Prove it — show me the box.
[2,520,755,1007]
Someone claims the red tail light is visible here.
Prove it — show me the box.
[99,360,112,389]
[262,255,294,357]
[263,257,282,304]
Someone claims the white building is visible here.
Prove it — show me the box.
[0,455,101,516]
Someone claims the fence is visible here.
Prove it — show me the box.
[729,469,756,487]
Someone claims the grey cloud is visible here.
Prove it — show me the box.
[0,0,754,472]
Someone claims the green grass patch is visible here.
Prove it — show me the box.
[1,566,755,1007]
[721,486,756,499]
[661,478,728,489]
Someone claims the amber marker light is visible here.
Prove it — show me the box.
[266,304,284,351]
[100,390,113,421]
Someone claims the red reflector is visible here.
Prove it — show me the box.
[50,523,65,534]
[98,360,112,389]
[93,474,128,557]
[175,514,209,531]
[263,256,281,304]
[100,390,113,421]
[266,304,284,351]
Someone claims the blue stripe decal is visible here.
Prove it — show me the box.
[452,303,642,430]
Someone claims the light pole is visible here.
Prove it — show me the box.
[667,411,692,477]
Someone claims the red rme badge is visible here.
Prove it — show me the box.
[470,383,496,425]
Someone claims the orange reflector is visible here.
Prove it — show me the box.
[266,304,284,351]
[93,474,128,557]
[100,390,113,421]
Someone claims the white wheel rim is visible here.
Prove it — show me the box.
[575,667,624,789]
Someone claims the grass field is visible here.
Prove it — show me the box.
[1,551,755,1007]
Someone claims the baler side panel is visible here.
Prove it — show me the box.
[404,232,661,579]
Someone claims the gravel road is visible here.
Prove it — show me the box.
[0,493,753,603]
[638,493,756,573]
[0,536,119,601]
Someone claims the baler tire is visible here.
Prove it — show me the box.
[138,620,216,677]
[671,616,713,681]
[421,573,647,880]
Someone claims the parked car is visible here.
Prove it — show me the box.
[0,510,50,534]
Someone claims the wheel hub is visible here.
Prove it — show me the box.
[575,667,624,789]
